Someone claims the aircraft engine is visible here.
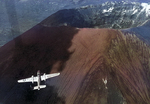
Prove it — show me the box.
[32,75,34,83]
[43,73,46,81]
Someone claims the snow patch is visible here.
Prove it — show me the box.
[102,78,108,89]
[102,78,107,85]
[102,7,114,13]
[141,3,150,17]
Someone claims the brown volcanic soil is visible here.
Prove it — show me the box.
[0,21,150,104]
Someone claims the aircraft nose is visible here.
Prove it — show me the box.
[37,70,40,74]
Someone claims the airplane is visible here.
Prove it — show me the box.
[18,70,60,90]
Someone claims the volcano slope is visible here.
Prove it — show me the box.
[0,19,150,104]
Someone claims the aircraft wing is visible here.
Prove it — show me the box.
[18,76,38,83]
[41,73,60,81]
[34,85,46,90]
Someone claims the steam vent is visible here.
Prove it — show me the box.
[0,6,150,104]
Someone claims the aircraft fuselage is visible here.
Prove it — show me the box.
[37,70,41,90]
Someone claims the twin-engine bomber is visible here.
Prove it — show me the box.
[18,70,60,90]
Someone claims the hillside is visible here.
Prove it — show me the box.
[0,19,150,103]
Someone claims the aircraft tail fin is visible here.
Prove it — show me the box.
[33,85,46,90]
